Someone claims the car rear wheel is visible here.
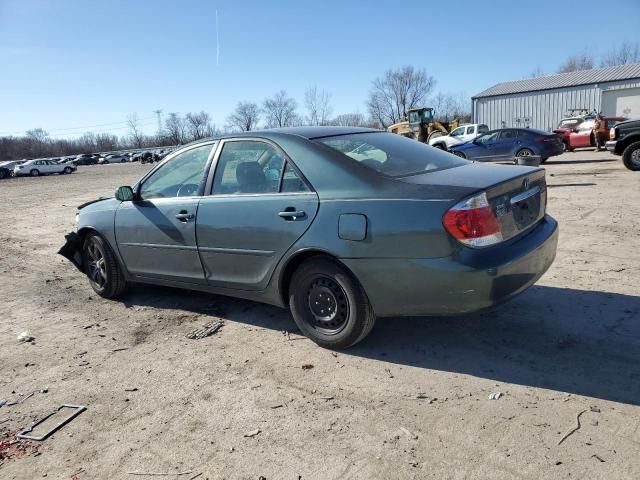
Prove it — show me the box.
[63,167,72,174]
[289,257,376,349]
[0,169,7,179]
[622,141,640,171]
[453,151,466,159]
[30,169,40,177]
[516,148,534,157]
[83,233,127,298]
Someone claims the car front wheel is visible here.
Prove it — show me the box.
[453,151,466,159]
[289,257,376,349]
[63,167,73,174]
[30,169,40,177]
[622,141,640,171]
[83,233,127,298]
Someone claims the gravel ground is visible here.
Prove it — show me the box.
[0,151,639,480]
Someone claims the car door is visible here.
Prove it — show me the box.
[571,120,594,148]
[114,142,215,284]
[196,139,319,291]
[492,129,521,159]
[465,131,500,161]
[46,160,61,173]
[461,125,476,142]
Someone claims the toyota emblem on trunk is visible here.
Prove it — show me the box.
[523,178,530,190]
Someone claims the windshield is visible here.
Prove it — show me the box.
[577,119,595,132]
[317,132,467,177]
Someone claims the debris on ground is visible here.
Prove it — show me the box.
[17,404,86,441]
[244,429,261,438]
[557,409,587,445]
[400,427,418,440]
[186,320,223,340]
[301,364,314,370]
[17,331,35,343]
[488,392,503,400]
[590,405,601,413]
[592,454,606,462]
[126,470,193,476]
[0,431,40,461]
[385,368,394,379]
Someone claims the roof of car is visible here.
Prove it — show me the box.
[261,126,381,139]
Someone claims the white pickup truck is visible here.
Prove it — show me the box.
[428,123,489,151]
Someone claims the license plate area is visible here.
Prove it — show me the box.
[510,186,541,230]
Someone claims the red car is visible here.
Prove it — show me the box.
[553,116,588,151]
[568,116,626,150]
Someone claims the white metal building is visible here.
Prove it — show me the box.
[472,63,640,131]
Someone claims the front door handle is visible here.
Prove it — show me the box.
[278,209,306,221]
[175,211,195,222]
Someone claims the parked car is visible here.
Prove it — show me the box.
[0,160,24,179]
[451,128,564,163]
[75,154,97,166]
[568,116,626,151]
[14,159,76,176]
[553,116,588,151]
[59,127,558,349]
[428,124,489,150]
[606,118,640,171]
[139,151,155,164]
[98,154,128,164]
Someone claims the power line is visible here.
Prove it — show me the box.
[47,121,157,138]
[0,116,157,135]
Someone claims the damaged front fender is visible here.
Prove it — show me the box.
[58,231,84,272]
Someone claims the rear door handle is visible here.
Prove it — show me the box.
[175,211,195,222]
[278,210,306,221]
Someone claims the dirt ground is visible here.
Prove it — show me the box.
[0,151,639,480]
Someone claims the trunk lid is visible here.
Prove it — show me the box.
[400,163,547,243]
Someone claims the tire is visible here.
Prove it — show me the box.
[0,169,7,179]
[453,151,466,159]
[622,141,640,171]
[516,148,534,158]
[30,169,40,177]
[432,143,446,150]
[288,257,376,349]
[63,167,72,174]
[540,157,549,164]
[82,233,127,298]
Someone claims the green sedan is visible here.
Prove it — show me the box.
[59,127,558,349]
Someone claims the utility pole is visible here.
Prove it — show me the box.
[153,109,163,137]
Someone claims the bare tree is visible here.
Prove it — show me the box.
[226,101,261,132]
[601,41,640,67]
[330,113,366,127]
[527,66,546,78]
[185,111,213,140]
[95,133,119,152]
[164,113,188,144]
[304,86,333,126]
[127,113,145,148]
[366,65,436,129]
[263,90,299,128]
[557,53,594,73]
[25,128,49,157]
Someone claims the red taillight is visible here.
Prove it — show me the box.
[443,192,503,248]
[536,136,557,142]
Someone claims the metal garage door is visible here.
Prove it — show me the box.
[602,87,640,119]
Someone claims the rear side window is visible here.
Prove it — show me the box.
[478,125,489,134]
[466,126,476,135]
[318,132,467,178]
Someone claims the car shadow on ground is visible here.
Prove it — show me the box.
[120,284,640,406]
[546,158,617,165]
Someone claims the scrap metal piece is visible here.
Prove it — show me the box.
[17,404,86,441]
[186,320,223,340]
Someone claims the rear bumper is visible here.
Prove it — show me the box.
[342,215,558,317]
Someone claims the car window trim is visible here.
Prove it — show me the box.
[204,137,315,196]
[134,141,218,199]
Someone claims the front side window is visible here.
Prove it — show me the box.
[450,127,465,137]
[138,144,212,200]
[318,132,466,178]
[577,120,595,131]
[475,132,500,144]
[212,141,284,194]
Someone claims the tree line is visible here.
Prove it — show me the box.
[529,41,640,77]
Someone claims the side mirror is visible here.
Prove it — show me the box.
[115,186,135,202]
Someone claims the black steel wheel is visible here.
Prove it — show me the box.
[289,257,375,349]
[83,233,127,298]
[622,141,640,171]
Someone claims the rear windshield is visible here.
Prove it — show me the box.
[559,119,581,128]
[317,132,467,178]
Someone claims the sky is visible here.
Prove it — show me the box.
[1,0,639,138]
